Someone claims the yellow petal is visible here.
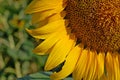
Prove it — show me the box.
[86,51,97,80]
[98,74,107,80]
[119,54,120,78]
[97,52,105,79]
[32,12,63,24]
[73,49,88,80]
[50,45,81,80]
[84,50,94,80]
[33,29,67,55]
[106,52,114,80]
[25,0,64,14]
[48,13,66,23]
[45,35,75,70]
[113,54,120,80]
[32,33,52,39]
[26,19,65,36]
[93,56,98,80]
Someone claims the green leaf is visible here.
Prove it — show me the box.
[64,77,73,80]
[17,72,50,80]
[17,72,73,80]
[29,72,51,79]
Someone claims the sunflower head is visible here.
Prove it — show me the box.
[25,0,120,80]
[66,0,120,53]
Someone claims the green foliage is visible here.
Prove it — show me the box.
[0,0,73,80]
[17,72,73,80]
[0,0,47,79]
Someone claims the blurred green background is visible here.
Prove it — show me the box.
[0,0,47,80]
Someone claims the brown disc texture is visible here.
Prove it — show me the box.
[65,0,120,53]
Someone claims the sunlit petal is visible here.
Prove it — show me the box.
[45,35,75,70]
[50,45,81,80]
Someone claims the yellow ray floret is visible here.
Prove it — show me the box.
[26,19,65,38]
[113,55,120,80]
[73,49,89,80]
[25,0,65,14]
[106,52,114,80]
[32,12,63,24]
[50,45,81,80]
[87,52,97,80]
[45,35,75,70]
[33,29,67,54]
[97,53,105,79]
[83,50,95,80]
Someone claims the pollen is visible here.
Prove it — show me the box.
[65,0,120,53]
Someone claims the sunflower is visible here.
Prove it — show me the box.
[25,0,120,80]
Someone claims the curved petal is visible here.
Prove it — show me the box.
[50,45,81,80]
[105,52,114,80]
[83,50,94,80]
[26,19,65,36]
[31,33,53,39]
[33,29,67,54]
[25,0,64,14]
[45,35,75,70]
[86,51,97,80]
[113,54,120,80]
[32,12,62,24]
[97,52,105,79]
[73,49,88,80]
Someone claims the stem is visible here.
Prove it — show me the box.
[15,60,22,78]
[16,31,24,50]
[0,53,5,69]
[8,35,15,49]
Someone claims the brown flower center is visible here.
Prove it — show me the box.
[65,0,120,53]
